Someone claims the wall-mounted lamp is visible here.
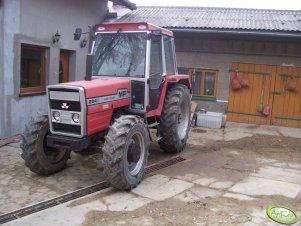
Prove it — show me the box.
[52,30,61,44]
[80,38,88,48]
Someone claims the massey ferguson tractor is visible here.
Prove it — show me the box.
[21,22,191,190]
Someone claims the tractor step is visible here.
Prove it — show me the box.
[152,136,162,141]
[148,122,160,128]
[149,128,162,142]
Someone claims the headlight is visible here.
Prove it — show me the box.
[53,111,60,121]
[72,113,80,123]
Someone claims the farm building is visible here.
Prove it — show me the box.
[112,6,301,128]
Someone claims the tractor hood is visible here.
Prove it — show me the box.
[65,77,131,99]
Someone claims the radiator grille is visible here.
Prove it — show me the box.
[48,87,83,137]
[52,123,81,135]
[50,99,81,111]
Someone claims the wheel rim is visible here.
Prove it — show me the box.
[127,131,145,176]
[42,131,67,164]
[177,100,189,140]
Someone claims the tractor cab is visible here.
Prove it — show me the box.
[91,22,177,113]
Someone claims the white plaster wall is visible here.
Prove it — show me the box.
[1,0,108,138]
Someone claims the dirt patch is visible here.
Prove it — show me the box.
[82,195,300,226]
[189,134,300,153]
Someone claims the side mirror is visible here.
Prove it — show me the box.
[74,28,82,40]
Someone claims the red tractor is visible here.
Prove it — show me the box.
[21,22,191,190]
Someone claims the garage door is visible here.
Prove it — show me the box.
[227,63,301,128]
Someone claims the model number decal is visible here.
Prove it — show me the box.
[87,89,130,106]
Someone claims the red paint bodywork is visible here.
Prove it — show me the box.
[95,22,173,37]
[66,78,130,98]
[65,74,190,136]
[146,75,191,117]
[86,98,130,136]
[66,78,131,136]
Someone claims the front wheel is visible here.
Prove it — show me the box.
[21,116,71,175]
[102,115,150,190]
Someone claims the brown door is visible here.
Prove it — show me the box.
[59,50,70,83]
[227,63,301,128]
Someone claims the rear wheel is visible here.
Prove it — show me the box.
[158,84,191,153]
[21,116,71,175]
[102,115,149,190]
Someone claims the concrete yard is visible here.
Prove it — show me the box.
[1,122,301,225]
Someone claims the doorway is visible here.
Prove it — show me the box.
[59,50,70,83]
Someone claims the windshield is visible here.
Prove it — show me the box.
[92,32,147,77]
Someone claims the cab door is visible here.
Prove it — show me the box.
[148,34,164,111]
[148,35,177,111]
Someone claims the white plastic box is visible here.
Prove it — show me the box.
[196,111,223,129]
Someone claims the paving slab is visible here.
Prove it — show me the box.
[174,186,221,203]
[103,192,152,211]
[278,126,301,138]
[189,186,222,199]
[131,174,193,201]
[224,131,253,141]
[229,176,301,198]
[251,166,301,185]
[193,177,217,186]
[223,193,255,201]
[209,181,234,189]
[174,173,201,182]
[288,162,301,170]
[173,190,202,203]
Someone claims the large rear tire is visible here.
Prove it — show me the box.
[158,84,191,153]
[21,116,71,175]
[102,115,149,190]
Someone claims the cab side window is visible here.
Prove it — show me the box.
[149,35,163,76]
[163,36,176,75]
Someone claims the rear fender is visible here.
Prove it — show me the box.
[146,74,191,118]
[167,75,191,92]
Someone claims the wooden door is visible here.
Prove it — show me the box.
[227,63,276,125]
[271,66,301,128]
[59,50,70,83]
[228,63,301,128]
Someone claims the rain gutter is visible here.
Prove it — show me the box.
[169,28,301,38]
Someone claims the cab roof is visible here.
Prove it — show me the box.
[95,22,173,37]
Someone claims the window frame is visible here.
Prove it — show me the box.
[162,35,176,75]
[188,68,219,98]
[20,44,47,96]
[149,34,163,76]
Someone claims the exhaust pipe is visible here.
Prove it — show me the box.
[85,54,93,81]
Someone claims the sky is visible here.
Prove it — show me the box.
[129,0,301,10]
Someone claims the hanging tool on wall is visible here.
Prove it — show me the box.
[263,75,271,116]
[231,69,242,90]
[282,76,287,94]
[258,75,265,113]
[286,76,297,92]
